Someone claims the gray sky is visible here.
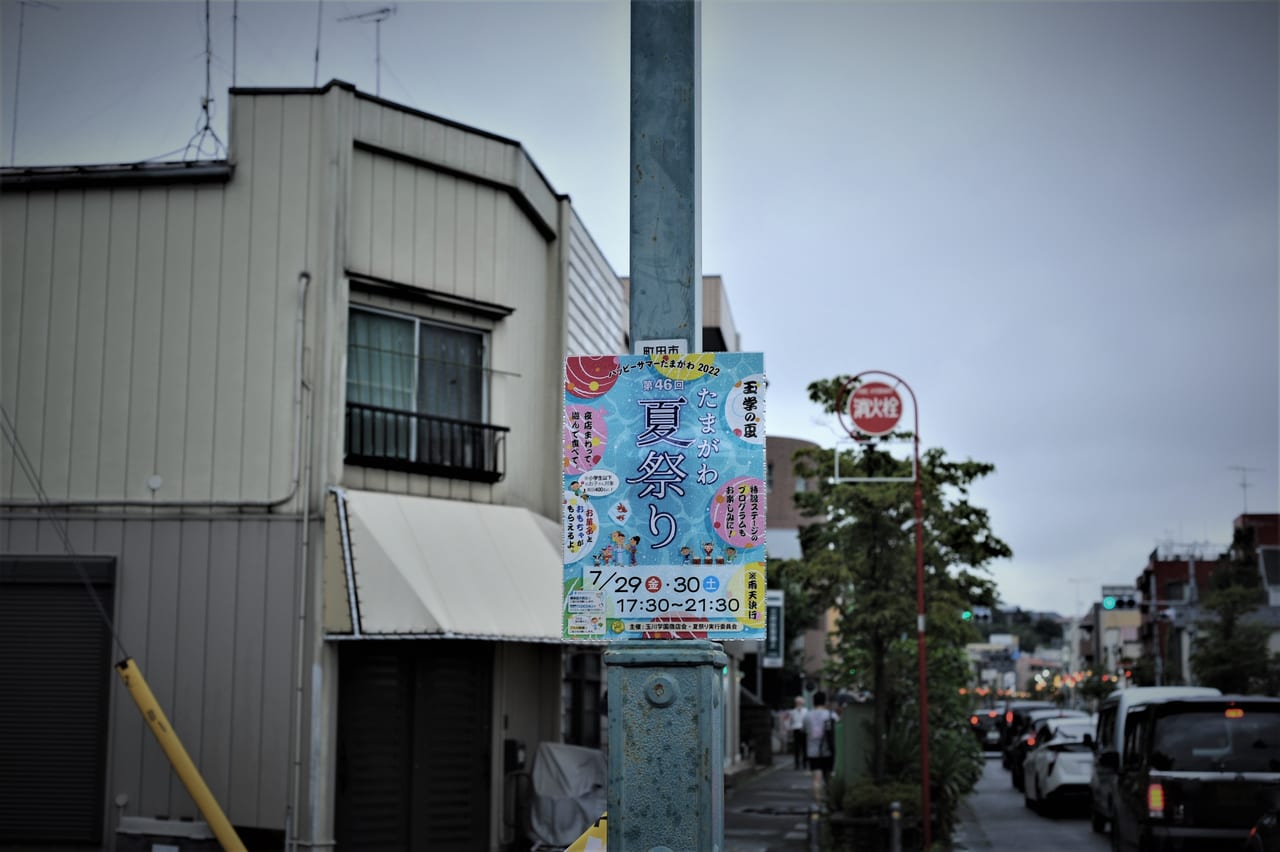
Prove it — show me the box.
[3,0,1276,616]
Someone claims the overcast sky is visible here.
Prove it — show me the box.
[3,0,1276,617]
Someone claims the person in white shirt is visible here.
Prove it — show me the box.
[804,691,836,805]
[787,696,808,769]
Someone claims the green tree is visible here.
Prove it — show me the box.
[790,376,1011,790]
[769,557,826,675]
[1191,524,1277,693]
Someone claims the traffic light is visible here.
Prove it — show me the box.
[1102,590,1137,610]
[973,606,992,623]
[961,610,973,621]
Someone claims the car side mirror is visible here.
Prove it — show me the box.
[1098,751,1119,771]
[1083,733,1094,748]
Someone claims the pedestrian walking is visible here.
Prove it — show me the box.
[788,696,808,769]
[804,691,836,806]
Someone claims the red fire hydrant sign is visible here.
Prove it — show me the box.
[848,381,903,436]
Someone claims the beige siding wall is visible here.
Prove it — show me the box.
[566,207,626,357]
[0,517,299,830]
[0,96,319,507]
[340,139,565,519]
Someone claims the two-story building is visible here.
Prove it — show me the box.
[1,80,626,851]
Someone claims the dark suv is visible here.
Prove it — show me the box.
[1110,695,1280,852]
[998,700,1059,768]
[969,707,1003,751]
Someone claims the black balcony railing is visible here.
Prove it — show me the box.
[344,402,509,483]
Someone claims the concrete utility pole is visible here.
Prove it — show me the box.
[628,0,702,353]
[607,2,725,851]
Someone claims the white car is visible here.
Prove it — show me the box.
[1023,715,1097,815]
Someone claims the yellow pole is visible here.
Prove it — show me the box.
[115,658,248,852]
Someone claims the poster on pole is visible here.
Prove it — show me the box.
[562,352,767,641]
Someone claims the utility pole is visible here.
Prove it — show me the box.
[607,3,724,851]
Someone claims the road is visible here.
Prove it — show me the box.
[955,755,1111,851]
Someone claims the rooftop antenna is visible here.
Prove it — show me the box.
[312,0,324,87]
[232,0,239,88]
[183,0,227,161]
[1067,578,1090,619]
[338,6,395,97]
[1228,465,1264,514]
[8,0,59,167]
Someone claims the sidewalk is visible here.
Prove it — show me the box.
[723,758,819,852]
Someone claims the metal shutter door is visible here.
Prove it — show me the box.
[0,557,114,846]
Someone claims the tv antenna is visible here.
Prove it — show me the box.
[312,0,324,87]
[1067,578,1090,618]
[8,0,59,167]
[338,6,395,97]
[183,0,227,161]
[1228,465,1264,514]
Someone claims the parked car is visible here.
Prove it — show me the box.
[1088,685,1220,834]
[969,707,1003,751]
[998,700,1059,768]
[1022,715,1097,815]
[1007,708,1088,789]
[1110,695,1280,852]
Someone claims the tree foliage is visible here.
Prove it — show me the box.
[789,375,1012,820]
[768,556,826,673]
[1192,524,1278,694]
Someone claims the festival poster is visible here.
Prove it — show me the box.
[562,352,767,641]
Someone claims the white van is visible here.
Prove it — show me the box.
[1088,685,1220,833]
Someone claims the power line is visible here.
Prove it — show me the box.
[0,405,129,661]
[8,0,59,167]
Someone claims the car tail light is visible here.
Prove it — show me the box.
[1027,736,1036,747]
[987,710,998,718]
[970,715,979,725]
[1006,711,1014,724]
[1147,782,1165,818]
[1226,707,1244,719]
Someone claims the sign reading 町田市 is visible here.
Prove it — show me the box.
[562,352,767,641]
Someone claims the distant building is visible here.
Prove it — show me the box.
[1134,541,1226,685]
[761,435,826,701]
[1132,514,1280,685]
[1239,513,1280,607]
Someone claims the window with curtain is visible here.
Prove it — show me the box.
[346,306,501,479]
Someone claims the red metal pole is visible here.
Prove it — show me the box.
[914,427,931,850]
[840,371,930,846]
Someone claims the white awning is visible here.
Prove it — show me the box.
[325,487,563,641]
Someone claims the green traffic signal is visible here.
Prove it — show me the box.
[961,610,973,621]
[1102,595,1117,610]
